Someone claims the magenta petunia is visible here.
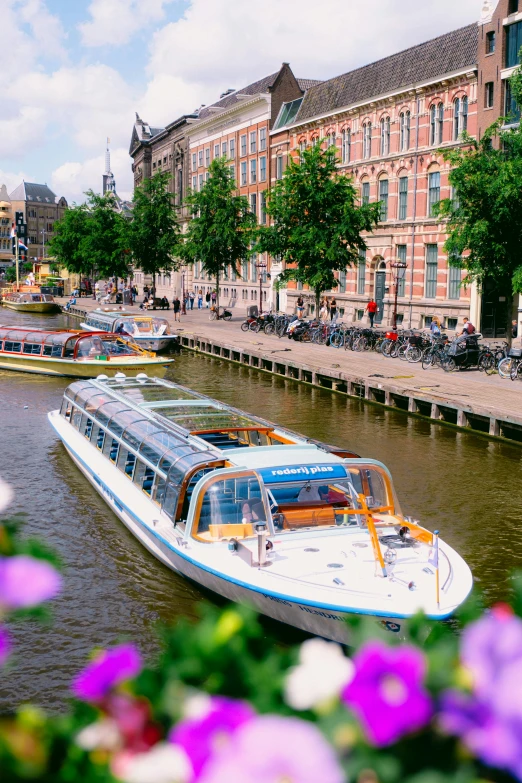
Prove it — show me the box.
[440,689,522,781]
[199,715,344,783]
[169,696,254,780]
[0,555,61,609]
[0,625,11,665]
[71,644,142,702]
[342,641,432,746]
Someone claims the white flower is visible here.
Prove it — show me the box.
[123,743,191,783]
[284,638,354,711]
[76,718,122,751]
[0,479,13,516]
[183,692,212,720]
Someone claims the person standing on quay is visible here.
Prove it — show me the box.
[173,296,181,322]
[330,296,337,321]
[205,291,211,308]
[189,291,195,310]
[366,298,378,328]
[198,289,203,309]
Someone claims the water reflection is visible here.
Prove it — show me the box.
[0,309,521,708]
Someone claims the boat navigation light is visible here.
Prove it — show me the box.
[96,374,109,381]
[114,372,126,380]
[136,373,148,382]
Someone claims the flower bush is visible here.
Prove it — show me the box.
[3,481,522,782]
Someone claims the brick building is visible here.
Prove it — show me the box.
[9,182,67,265]
[270,24,481,333]
[0,185,14,269]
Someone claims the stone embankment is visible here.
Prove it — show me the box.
[60,298,522,445]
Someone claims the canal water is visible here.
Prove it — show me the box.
[1,309,522,710]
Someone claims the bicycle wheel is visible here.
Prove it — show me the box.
[241,321,250,332]
[422,349,435,370]
[407,346,423,363]
[223,311,232,321]
[249,321,260,332]
[264,323,275,335]
[354,337,367,352]
[478,353,495,373]
[442,356,457,372]
[330,332,344,348]
[397,344,409,361]
[498,358,513,379]
[209,310,217,321]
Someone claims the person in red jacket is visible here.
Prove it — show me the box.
[366,298,378,327]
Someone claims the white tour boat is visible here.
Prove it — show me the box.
[49,375,473,642]
[80,310,178,353]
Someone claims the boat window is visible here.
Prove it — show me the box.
[5,331,30,343]
[84,418,94,440]
[63,337,79,358]
[91,423,105,451]
[162,481,179,519]
[71,385,100,410]
[134,460,155,496]
[95,401,132,428]
[117,447,137,479]
[108,411,148,439]
[158,445,196,473]
[139,432,181,466]
[192,473,266,542]
[153,475,166,506]
[75,335,108,359]
[4,341,22,353]
[72,408,83,430]
[103,436,119,463]
[22,343,42,355]
[68,381,95,404]
[61,398,73,420]
[122,419,163,451]
[43,344,63,357]
[84,392,116,415]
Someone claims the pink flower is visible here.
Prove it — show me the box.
[0,625,10,665]
[169,696,254,780]
[342,641,432,746]
[199,715,344,783]
[0,555,61,609]
[72,643,142,702]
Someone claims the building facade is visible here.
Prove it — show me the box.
[0,185,14,269]
[270,24,481,333]
[9,182,67,264]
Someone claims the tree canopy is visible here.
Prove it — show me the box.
[257,144,380,308]
[178,157,257,307]
[49,192,130,279]
[128,171,180,288]
[437,65,522,322]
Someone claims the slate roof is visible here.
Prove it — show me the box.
[297,78,323,90]
[9,182,57,204]
[296,23,478,124]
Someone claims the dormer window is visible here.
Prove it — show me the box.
[509,0,519,15]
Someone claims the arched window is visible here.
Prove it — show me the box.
[380,117,390,156]
[427,166,441,217]
[298,139,307,159]
[454,96,468,139]
[399,111,411,151]
[341,129,351,164]
[437,103,444,144]
[361,178,370,206]
[363,122,372,159]
[326,132,336,149]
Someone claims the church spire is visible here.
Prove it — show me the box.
[102,137,116,195]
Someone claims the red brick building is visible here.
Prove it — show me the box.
[270,24,481,333]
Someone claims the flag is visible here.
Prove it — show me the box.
[18,240,28,251]
[10,223,16,238]
[428,531,439,569]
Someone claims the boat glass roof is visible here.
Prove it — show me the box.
[108,410,147,438]
[154,406,258,431]
[122,419,164,450]
[95,401,132,427]
[115,386,201,403]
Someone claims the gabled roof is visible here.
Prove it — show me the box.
[297,78,323,91]
[196,72,281,121]
[295,23,478,124]
[9,182,57,204]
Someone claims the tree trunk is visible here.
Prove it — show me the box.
[216,271,220,310]
[315,287,322,318]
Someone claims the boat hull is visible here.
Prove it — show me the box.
[2,301,60,313]
[0,353,172,377]
[51,416,406,643]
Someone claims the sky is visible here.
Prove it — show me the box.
[1,0,482,205]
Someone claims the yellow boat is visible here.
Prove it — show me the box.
[2,292,60,313]
[0,326,174,377]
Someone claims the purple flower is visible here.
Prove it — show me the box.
[199,715,344,783]
[72,644,142,702]
[440,690,522,781]
[0,625,10,665]
[169,696,254,780]
[0,555,61,609]
[342,641,432,746]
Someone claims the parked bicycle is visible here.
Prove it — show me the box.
[210,305,232,321]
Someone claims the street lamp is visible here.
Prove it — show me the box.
[40,229,47,260]
[390,260,407,330]
[181,271,186,315]
[256,260,267,313]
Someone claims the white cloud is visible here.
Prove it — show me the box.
[0,168,32,196]
[79,0,176,47]
[0,107,46,157]
[51,147,133,204]
[142,0,481,123]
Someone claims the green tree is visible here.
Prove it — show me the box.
[437,64,522,334]
[178,157,257,308]
[257,144,380,310]
[128,171,180,293]
[49,192,129,281]
[47,203,91,275]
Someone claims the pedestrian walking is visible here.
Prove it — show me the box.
[319,299,328,322]
[198,289,203,309]
[211,290,217,306]
[329,297,337,321]
[189,291,195,310]
[365,298,378,328]
[205,291,211,308]
[173,296,181,321]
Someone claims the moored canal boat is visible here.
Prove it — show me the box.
[2,291,60,313]
[49,375,473,642]
[0,326,173,377]
[80,310,178,352]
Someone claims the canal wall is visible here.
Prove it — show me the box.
[62,303,522,445]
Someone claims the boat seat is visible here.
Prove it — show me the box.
[209,523,254,540]
[125,465,134,475]
[279,503,336,529]
[110,449,118,461]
